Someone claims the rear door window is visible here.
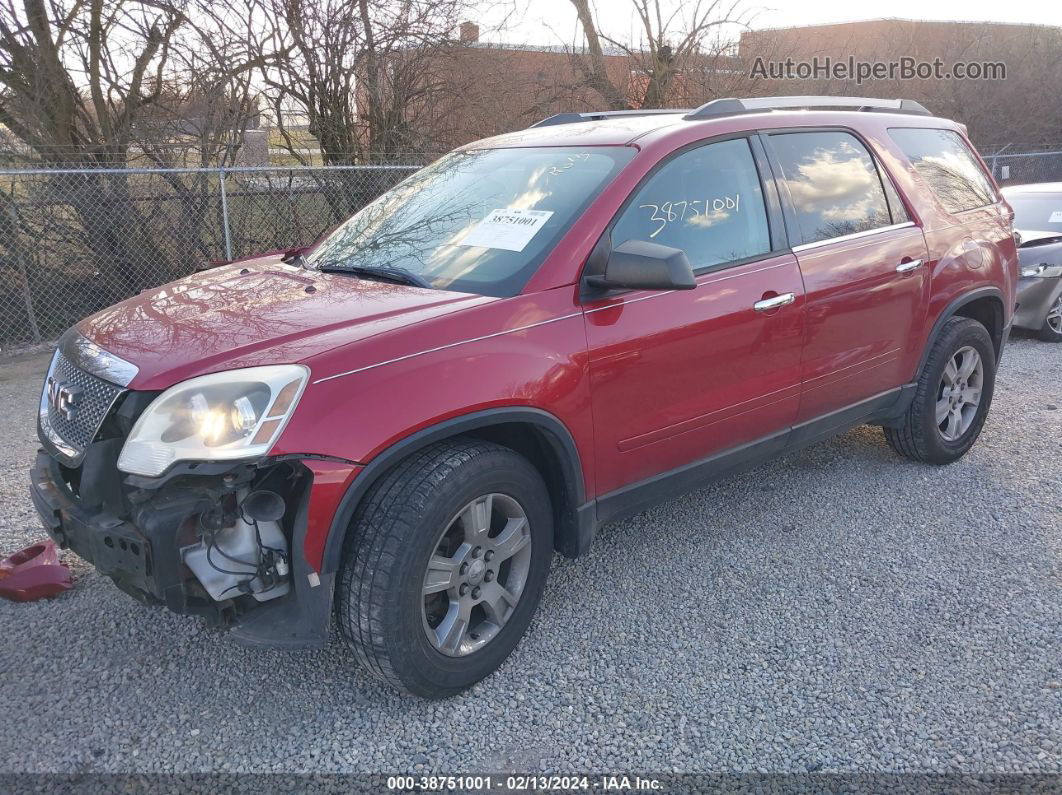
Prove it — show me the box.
[768,131,893,245]
[889,128,997,214]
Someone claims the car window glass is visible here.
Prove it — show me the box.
[611,138,772,270]
[889,128,996,214]
[770,131,892,245]
[307,147,634,297]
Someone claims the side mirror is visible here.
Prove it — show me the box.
[584,239,697,292]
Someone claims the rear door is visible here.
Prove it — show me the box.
[763,129,930,422]
[582,136,806,501]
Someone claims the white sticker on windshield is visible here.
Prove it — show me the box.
[1050,210,1062,223]
[460,209,554,252]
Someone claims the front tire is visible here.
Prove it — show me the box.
[335,439,552,698]
[884,316,996,464]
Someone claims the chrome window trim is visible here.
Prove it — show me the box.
[59,333,139,387]
[791,221,916,253]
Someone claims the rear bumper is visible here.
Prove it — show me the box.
[1014,275,1062,330]
[29,449,353,647]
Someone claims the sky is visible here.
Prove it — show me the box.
[481,0,1062,47]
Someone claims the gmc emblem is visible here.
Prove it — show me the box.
[46,377,83,421]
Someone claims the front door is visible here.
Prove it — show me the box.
[582,137,806,505]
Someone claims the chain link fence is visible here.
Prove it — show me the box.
[984,148,1062,186]
[0,162,430,350]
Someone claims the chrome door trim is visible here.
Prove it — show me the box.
[791,221,916,253]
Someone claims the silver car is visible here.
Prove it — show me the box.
[1003,183,1062,342]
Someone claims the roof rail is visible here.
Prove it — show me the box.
[530,109,689,128]
[684,96,932,120]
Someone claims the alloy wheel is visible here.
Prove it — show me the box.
[1047,296,1062,334]
[936,345,984,442]
[421,493,532,656]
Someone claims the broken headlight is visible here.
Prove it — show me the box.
[117,365,309,477]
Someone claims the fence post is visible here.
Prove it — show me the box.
[218,167,233,261]
[990,143,1011,181]
[4,202,42,344]
[16,251,42,344]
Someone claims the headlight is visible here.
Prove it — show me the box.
[1022,264,1062,278]
[117,365,309,477]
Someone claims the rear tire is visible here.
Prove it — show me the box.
[884,317,996,464]
[1036,293,1062,342]
[335,439,552,698]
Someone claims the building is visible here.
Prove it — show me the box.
[356,22,746,153]
[737,19,1062,146]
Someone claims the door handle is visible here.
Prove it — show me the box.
[896,258,923,273]
[753,292,796,312]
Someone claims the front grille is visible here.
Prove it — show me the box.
[39,349,126,464]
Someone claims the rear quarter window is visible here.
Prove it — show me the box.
[889,128,997,215]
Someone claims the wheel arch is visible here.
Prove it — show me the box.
[916,287,1006,378]
[319,407,593,577]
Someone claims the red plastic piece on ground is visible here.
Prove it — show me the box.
[0,541,73,602]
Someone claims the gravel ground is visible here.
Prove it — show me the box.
[0,337,1059,776]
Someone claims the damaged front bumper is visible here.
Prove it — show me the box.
[29,449,359,648]
[1014,275,1062,331]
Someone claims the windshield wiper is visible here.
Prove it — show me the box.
[315,263,431,289]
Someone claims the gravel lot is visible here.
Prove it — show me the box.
[0,337,1059,776]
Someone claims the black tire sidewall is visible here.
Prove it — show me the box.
[919,320,996,461]
[385,451,552,697]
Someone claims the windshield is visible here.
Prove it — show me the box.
[1008,194,1062,235]
[307,147,634,296]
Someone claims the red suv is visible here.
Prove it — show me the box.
[30,97,1017,697]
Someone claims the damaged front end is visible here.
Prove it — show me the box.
[28,333,351,647]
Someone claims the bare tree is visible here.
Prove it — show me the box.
[0,0,190,164]
[0,0,265,301]
[242,0,471,164]
[565,0,755,109]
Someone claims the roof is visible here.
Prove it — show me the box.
[461,104,954,149]
[744,17,1059,35]
[460,113,689,149]
[1001,182,1062,195]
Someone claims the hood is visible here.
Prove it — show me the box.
[77,255,492,390]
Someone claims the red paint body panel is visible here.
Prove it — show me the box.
[793,226,930,421]
[69,108,1016,556]
[583,254,805,494]
[274,287,597,493]
[301,460,362,572]
[0,541,73,602]
[78,258,493,391]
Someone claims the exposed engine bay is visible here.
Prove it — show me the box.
[181,489,291,603]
